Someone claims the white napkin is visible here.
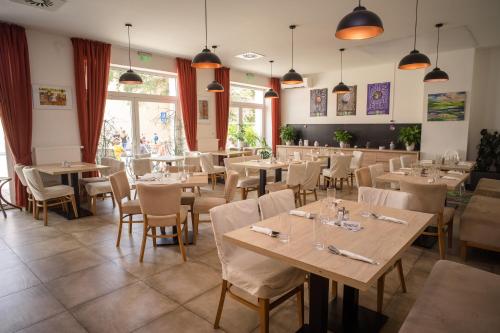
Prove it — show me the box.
[334,248,378,265]
[442,175,460,180]
[391,171,407,175]
[427,178,435,183]
[458,161,472,166]
[289,210,314,219]
[377,215,408,225]
[447,170,463,175]
[250,225,275,236]
[400,167,412,171]
[340,221,363,232]
[139,174,158,181]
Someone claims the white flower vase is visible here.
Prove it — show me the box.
[286,141,292,146]
[339,142,346,148]
[406,143,415,151]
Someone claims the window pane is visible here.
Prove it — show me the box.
[230,85,264,104]
[98,99,133,161]
[108,67,176,96]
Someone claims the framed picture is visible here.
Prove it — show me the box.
[32,85,73,110]
[198,100,209,122]
[367,82,390,115]
[336,85,357,116]
[310,88,328,117]
[427,91,466,121]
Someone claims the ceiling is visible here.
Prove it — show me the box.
[1,0,499,76]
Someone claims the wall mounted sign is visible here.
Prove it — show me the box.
[367,82,390,115]
[198,99,209,122]
[310,88,328,117]
[427,91,466,121]
[336,85,357,116]
[32,85,72,110]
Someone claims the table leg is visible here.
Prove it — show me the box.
[275,168,282,182]
[308,273,330,333]
[258,169,267,197]
[156,226,194,246]
[327,156,331,169]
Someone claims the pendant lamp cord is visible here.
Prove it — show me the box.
[127,25,132,71]
[270,61,273,78]
[436,25,440,67]
[358,0,361,6]
[291,28,294,69]
[413,0,419,50]
[340,50,343,82]
[204,0,208,49]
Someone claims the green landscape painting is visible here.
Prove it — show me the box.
[427,91,466,121]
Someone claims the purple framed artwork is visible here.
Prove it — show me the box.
[367,82,390,115]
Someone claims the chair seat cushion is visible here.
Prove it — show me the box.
[322,169,332,177]
[474,178,500,198]
[265,182,288,192]
[460,195,500,248]
[237,176,260,188]
[42,185,74,201]
[181,192,195,206]
[226,251,306,299]
[147,205,189,227]
[212,166,226,174]
[194,197,226,213]
[399,260,500,333]
[85,181,112,196]
[122,199,142,215]
[79,177,107,184]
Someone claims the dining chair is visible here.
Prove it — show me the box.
[134,153,151,159]
[400,181,454,259]
[266,163,306,206]
[369,164,385,188]
[23,167,78,226]
[200,153,226,190]
[14,164,34,214]
[400,155,413,168]
[210,199,306,333]
[258,189,296,220]
[132,158,152,179]
[389,158,402,190]
[354,167,372,187]
[357,186,412,313]
[79,157,123,187]
[323,154,353,190]
[84,159,125,215]
[184,156,202,172]
[192,171,239,243]
[224,156,259,199]
[109,170,143,247]
[348,151,364,187]
[136,183,189,262]
[300,161,322,204]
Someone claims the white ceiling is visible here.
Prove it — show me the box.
[1,0,499,76]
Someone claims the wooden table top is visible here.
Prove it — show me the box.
[224,199,433,291]
[419,161,475,172]
[134,172,208,187]
[376,171,469,191]
[232,160,288,170]
[35,162,109,175]
[149,156,184,162]
[209,151,247,157]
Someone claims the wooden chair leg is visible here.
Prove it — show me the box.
[258,298,270,333]
[177,220,187,262]
[211,174,216,190]
[438,226,446,259]
[396,259,407,293]
[183,220,189,245]
[128,215,133,234]
[43,201,48,226]
[214,280,228,329]
[91,196,97,215]
[33,200,38,219]
[296,284,304,327]
[377,274,385,313]
[70,195,78,218]
[151,227,157,247]
[302,191,306,205]
[139,222,148,262]
[447,221,454,248]
[111,193,116,208]
[193,213,199,244]
[460,241,467,261]
[116,216,123,247]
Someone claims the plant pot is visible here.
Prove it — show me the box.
[339,142,346,148]
[468,170,500,190]
[285,141,292,146]
[406,143,415,151]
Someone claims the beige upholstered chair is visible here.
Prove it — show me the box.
[210,199,306,332]
[258,189,296,220]
[14,164,34,213]
[267,162,306,206]
[348,151,364,187]
[23,167,78,226]
[84,159,125,214]
[354,167,372,187]
[79,157,124,186]
[224,156,259,199]
[134,153,151,159]
[300,161,322,204]
[132,158,152,179]
[200,153,226,190]
[323,155,353,189]
[192,171,239,243]
[184,156,201,172]
[369,163,385,188]
[357,186,413,313]
[400,155,413,168]
[400,181,455,259]
[109,171,143,247]
[389,158,402,189]
[136,183,189,262]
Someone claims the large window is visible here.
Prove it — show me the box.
[227,83,265,148]
[98,66,185,161]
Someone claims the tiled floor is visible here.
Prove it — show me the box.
[0,184,498,333]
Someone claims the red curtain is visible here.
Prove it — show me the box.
[215,67,230,150]
[176,58,197,151]
[270,78,281,154]
[71,38,111,169]
[0,23,33,206]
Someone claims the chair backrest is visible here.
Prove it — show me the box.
[243,155,261,161]
[357,186,412,210]
[389,158,402,172]
[400,155,413,168]
[100,157,125,177]
[134,153,151,159]
[109,170,131,202]
[199,153,215,173]
[166,165,198,173]
[132,158,152,178]
[329,155,353,178]
[22,168,46,200]
[399,181,447,214]
[286,163,307,187]
[184,156,201,172]
[258,189,296,220]
[136,183,181,217]
[210,199,261,279]
[224,156,247,176]
[369,164,385,187]
[355,167,372,187]
[302,161,322,190]
[293,151,301,161]
[350,151,364,169]
[223,171,239,202]
[14,164,28,187]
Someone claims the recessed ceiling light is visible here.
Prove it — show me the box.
[235,52,265,61]
[10,0,67,11]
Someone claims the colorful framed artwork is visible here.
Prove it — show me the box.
[32,85,73,110]
[367,82,390,115]
[198,100,209,122]
[427,91,466,121]
[310,88,328,117]
[336,85,357,116]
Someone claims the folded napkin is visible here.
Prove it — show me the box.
[340,221,363,232]
[427,178,435,183]
[447,170,463,175]
[139,174,159,181]
[289,210,314,219]
[420,160,434,164]
[458,161,473,166]
[377,215,408,225]
[400,167,412,171]
[250,225,278,237]
[442,175,460,180]
[391,171,407,175]
[328,245,378,265]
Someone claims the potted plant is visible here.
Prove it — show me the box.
[258,137,272,159]
[398,126,421,151]
[279,125,296,146]
[333,130,352,148]
[470,129,500,189]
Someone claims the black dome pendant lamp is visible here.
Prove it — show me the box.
[119,23,143,85]
[398,0,431,70]
[265,60,279,99]
[192,0,222,69]
[282,25,303,85]
[206,46,224,92]
[424,23,449,82]
[335,0,384,40]
[333,49,350,94]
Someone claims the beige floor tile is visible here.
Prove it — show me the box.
[46,262,137,308]
[113,247,184,279]
[145,261,220,304]
[0,213,42,236]
[2,226,63,247]
[54,216,112,233]
[88,236,149,260]
[11,234,82,262]
[0,285,65,332]
[70,224,118,246]
[134,306,221,333]
[18,311,87,333]
[0,248,23,271]
[194,249,222,272]
[27,247,108,282]
[0,264,40,298]
[72,281,179,333]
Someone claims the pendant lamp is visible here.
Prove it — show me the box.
[282,25,303,85]
[424,23,449,82]
[119,23,143,85]
[192,0,221,69]
[398,0,431,70]
[333,49,350,94]
[206,46,224,92]
[335,0,384,40]
[265,60,279,99]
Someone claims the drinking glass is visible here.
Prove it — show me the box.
[313,215,325,250]
[277,214,291,243]
[326,188,336,206]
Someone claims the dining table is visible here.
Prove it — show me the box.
[209,150,248,165]
[232,160,287,196]
[36,162,109,219]
[224,199,434,333]
[419,161,476,172]
[375,170,469,191]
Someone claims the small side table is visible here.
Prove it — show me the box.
[0,177,23,218]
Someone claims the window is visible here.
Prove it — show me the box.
[227,83,265,148]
